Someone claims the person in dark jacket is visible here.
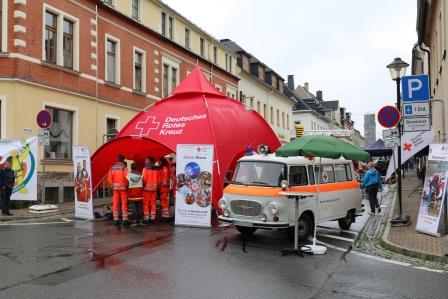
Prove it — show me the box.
[0,158,16,216]
[361,162,383,215]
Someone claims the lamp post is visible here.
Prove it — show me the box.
[387,57,410,226]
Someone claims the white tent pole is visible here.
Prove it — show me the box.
[312,157,322,246]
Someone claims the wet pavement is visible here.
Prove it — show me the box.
[0,208,447,298]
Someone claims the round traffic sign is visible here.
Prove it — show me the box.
[377,105,400,128]
[36,109,52,129]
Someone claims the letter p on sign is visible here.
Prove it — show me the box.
[402,74,429,102]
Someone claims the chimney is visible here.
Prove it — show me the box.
[287,75,295,90]
[304,82,309,91]
[316,90,323,101]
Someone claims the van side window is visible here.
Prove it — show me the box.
[315,165,335,184]
[345,164,353,181]
[334,164,348,182]
[307,165,315,185]
[289,166,308,186]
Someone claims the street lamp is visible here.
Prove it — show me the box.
[386,57,410,226]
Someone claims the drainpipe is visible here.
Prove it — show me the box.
[418,42,431,94]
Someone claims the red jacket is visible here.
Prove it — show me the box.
[142,168,160,191]
[160,166,170,193]
[108,162,128,191]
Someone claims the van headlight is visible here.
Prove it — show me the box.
[267,202,279,215]
[224,209,230,217]
[218,198,227,210]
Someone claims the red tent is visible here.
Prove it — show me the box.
[91,66,281,209]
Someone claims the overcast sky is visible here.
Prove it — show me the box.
[163,0,417,138]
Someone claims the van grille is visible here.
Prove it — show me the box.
[230,200,262,217]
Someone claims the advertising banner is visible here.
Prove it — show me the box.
[175,144,213,228]
[73,146,94,220]
[386,128,435,179]
[416,144,448,236]
[0,137,38,201]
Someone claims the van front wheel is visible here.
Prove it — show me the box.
[288,213,314,241]
[235,226,258,235]
[338,210,354,230]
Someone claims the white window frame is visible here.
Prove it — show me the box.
[0,95,6,138]
[103,0,114,6]
[168,15,174,41]
[225,85,237,100]
[105,34,121,85]
[161,54,180,96]
[184,27,190,49]
[42,4,80,71]
[215,84,222,92]
[131,0,140,20]
[1,0,8,53]
[42,101,78,161]
[105,115,120,133]
[133,46,146,92]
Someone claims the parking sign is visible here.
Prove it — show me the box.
[401,75,429,102]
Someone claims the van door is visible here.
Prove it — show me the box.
[314,164,336,220]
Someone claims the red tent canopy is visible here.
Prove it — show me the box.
[91,66,281,209]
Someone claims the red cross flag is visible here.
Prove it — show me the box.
[386,128,435,179]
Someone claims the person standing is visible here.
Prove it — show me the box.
[158,157,171,219]
[361,162,382,215]
[127,163,143,226]
[142,157,160,224]
[0,158,16,216]
[108,154,129,225]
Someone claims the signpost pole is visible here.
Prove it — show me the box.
[391,77,410,226]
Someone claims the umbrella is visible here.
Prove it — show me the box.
[275,135,371,162]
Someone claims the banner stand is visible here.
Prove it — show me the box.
[73,146,94,220]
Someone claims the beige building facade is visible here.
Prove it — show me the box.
[415,0,447,142]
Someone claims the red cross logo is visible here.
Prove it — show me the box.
[135,116,160,136]
[403,143,412,152]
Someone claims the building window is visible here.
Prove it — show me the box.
[106,39,118,83]
[171,67,177,91]
[161,12,166,36]
[270,107,274,125]
[45,11,57,64]
[282,112,285,129]
[215,84,222,92]
[225,53,228,71]
[250,98,254,108]
[200,37,205,57]
[104,0,113,5]
[43,6,79,70]
[213,46,218,64]
[257,101,260,113]
[132,0,139,20]
[229,56,232,73]
[168,16,173,40]
[133,48,146,92]
[162,64,169,97]
[185,28,190,49]
[276,109,280,126]
[287,114,290,130]
[45,107,73,160]
[107,117,116,132]
[63,19,74,68]
[263,104,267,118]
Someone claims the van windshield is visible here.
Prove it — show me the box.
[232,161,287,187]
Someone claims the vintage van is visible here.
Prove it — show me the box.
[218,153,363,240]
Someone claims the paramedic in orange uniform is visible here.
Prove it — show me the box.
[142,157,160,224]
[108,154,129,225]
[158,157,171,219]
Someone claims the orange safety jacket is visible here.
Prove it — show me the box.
[108,162,128,191]
[160,166,170,193]
[142,167,160,191]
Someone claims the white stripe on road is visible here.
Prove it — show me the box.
[0,218,74,226]
[318,233,355,243]
[351,251,412,266]
[412,266,447,274]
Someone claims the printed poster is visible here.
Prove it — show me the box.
[175,144,213,228]
[73,146,94,220]
[0,137,38,201]
[416,144,448,236]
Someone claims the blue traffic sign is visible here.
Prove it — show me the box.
[402,74,429,102]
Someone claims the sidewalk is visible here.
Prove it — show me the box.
[0,197,112,222]
[382,170,448,261]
